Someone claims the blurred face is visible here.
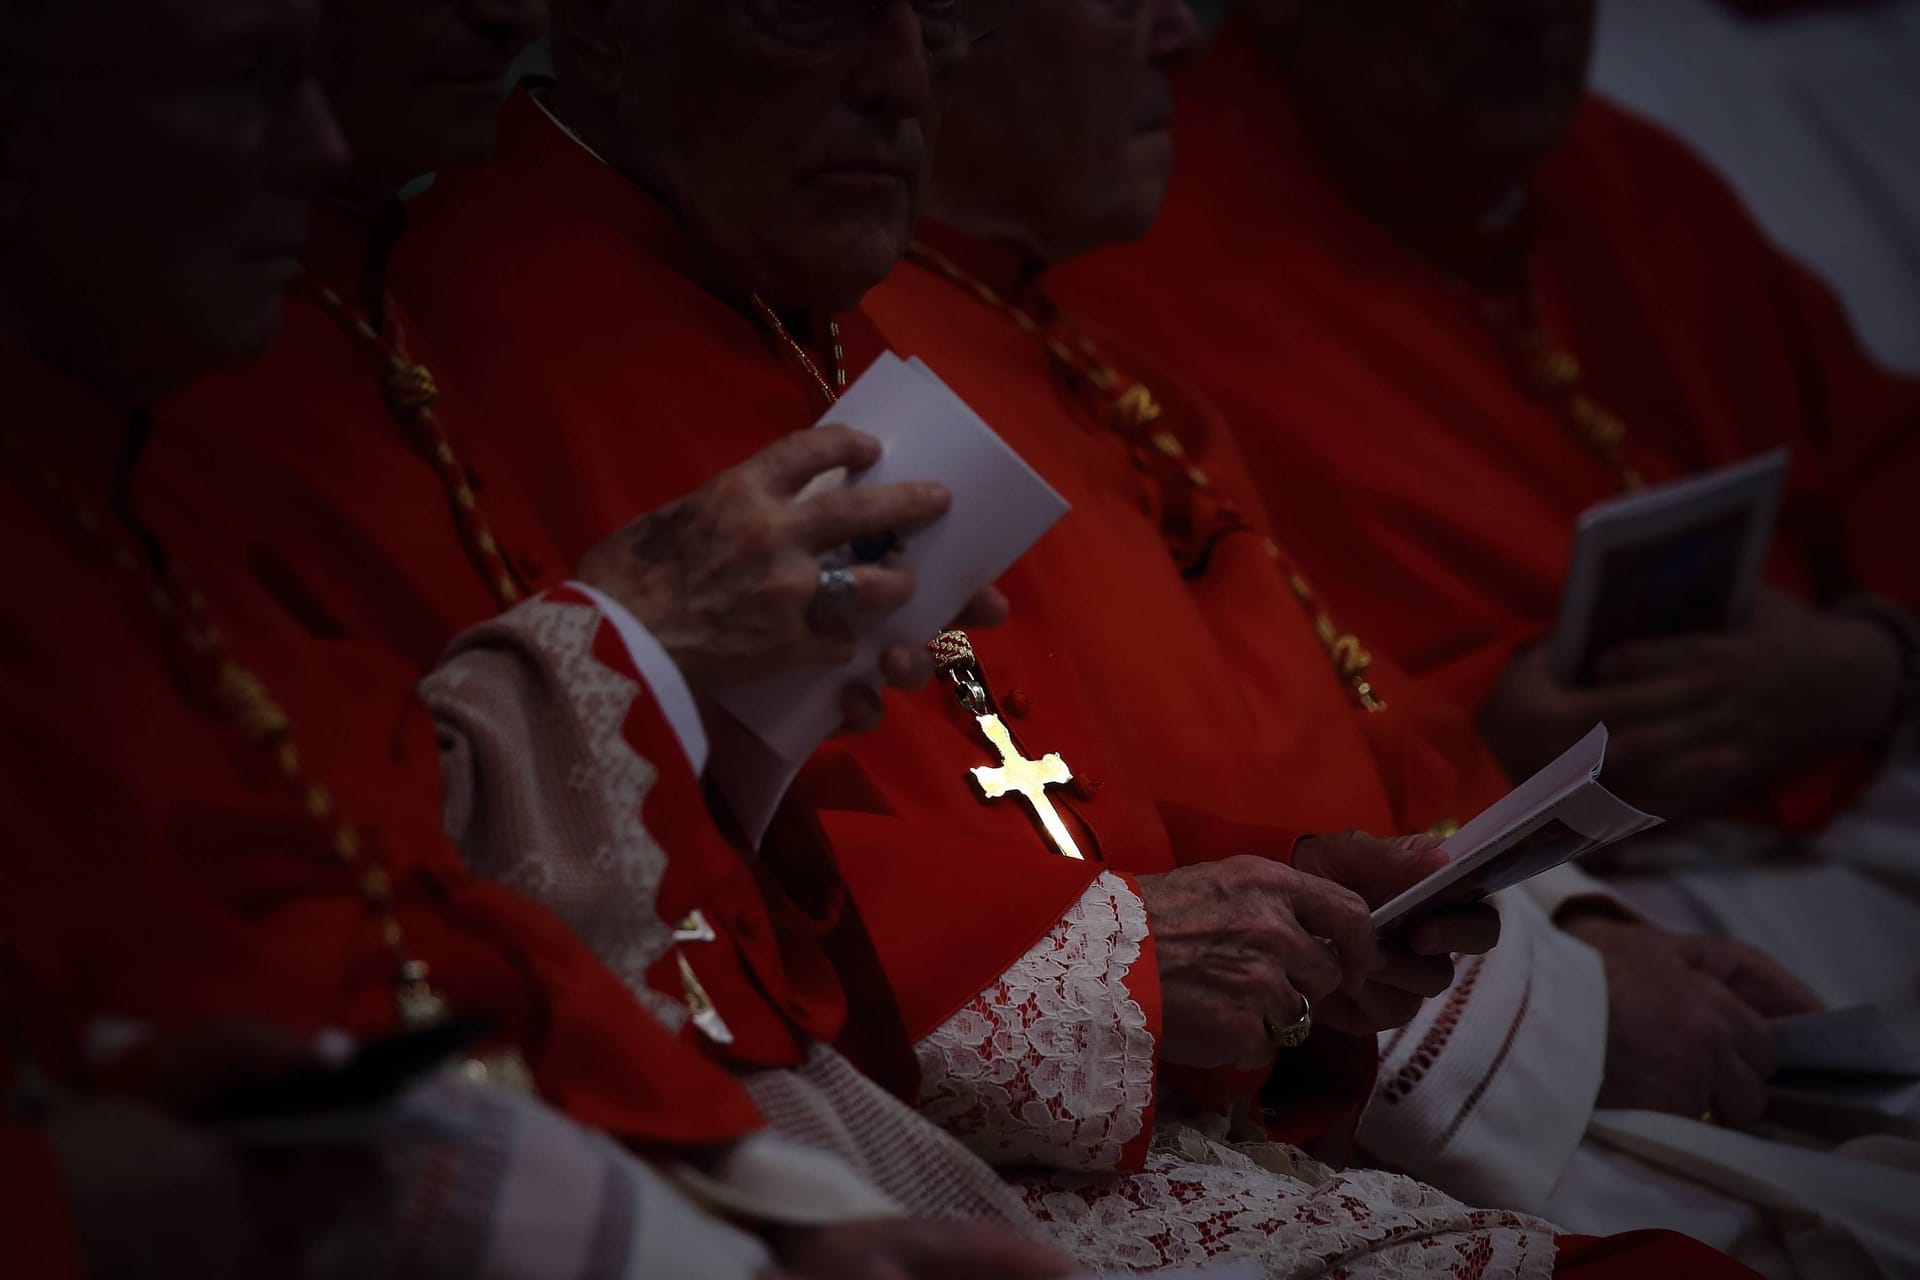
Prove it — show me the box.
[0,0,348,400]
[1268,0,1596,221]
[322,0,547,193]
[569,0,969,312]
[928,0,1202,262]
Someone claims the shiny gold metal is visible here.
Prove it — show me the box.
[968,714,1085,861]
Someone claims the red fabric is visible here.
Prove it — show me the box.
[152,208,848,1077]
[865,227,1519,1137]
[1058,20,1920,823]
[0,345,766,1153]
[0,1122,81,1280]
[397,93,1107,1078]
[1554,1231,1764,1278]
[869,228,1510,849]
[162,209,566,673]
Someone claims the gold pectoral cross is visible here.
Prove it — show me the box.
[930,630,1087,862]
[673,911,735,1045]
[968,713,1085,861]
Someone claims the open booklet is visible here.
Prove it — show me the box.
[706,353,1070,846]
[1549,450,1790,684]
[1371,725,1662,930]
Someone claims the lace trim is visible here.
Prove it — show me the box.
[915,871,1154,1172]
[1024,1125,1561,1278]
[483,595,685,1032]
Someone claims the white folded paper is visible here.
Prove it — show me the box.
[1774,999,1920,1077]
[708,353,1069,845]
[1372,725,1662,930]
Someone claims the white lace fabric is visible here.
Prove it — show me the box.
[1025,1126,1563,1279]
[424,592,686,1032]
[915,872,1156,1172]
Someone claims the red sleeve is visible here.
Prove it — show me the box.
[1,1121,83,1280]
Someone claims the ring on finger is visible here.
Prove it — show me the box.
[1263,994,1313,1050]
[808,565,861,635]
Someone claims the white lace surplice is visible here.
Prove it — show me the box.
[429,593,1567,1278]
[914,872,1563,1277]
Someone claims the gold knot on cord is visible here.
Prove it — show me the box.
[215,663,290,743]
[929,630,976,673]
[383,361,440,418]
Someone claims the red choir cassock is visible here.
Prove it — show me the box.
[396,92,1515,1145]
[396,93,1140,1098]
[0,343,804,1160]
[866,223,1511,853]
[153,205,860,1085]
[1058,19,1920,820]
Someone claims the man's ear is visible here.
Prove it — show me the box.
[549,0,624,98]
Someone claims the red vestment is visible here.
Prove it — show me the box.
[397,93,1515,1148]
[153,206,853,1080]
[0,344,772,1152]
[1059,20,1920,821]
[869,224,1512,851]
[397,94,1149,1101]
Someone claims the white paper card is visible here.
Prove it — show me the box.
[1774,1000,1920,1077]
[1372,725,1663,929]
[709,353,1069,844]
[1550,450,1790,683]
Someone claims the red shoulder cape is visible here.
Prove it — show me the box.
[0,345,766,1153]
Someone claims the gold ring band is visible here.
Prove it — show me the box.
[1264,995,1314,1050]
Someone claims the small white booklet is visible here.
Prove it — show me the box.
[708,353,1070,845]
[1774,999,1920,1078]
[1549,450,1790,683]
[1371,726,1662,930]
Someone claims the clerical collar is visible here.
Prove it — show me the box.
[530,85,610,168]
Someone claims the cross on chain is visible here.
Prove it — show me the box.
[968,713,1085,861]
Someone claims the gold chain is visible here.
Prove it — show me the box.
[748,294,847,408]
[908,241,1386,713]
[0,429,453,1032]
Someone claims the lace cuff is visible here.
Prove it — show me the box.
[914,871,1158,1172]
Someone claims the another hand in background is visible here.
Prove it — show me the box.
[1563,912,1823,1127]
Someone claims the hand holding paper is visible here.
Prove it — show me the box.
[1372,726,1662,930]
[708,354,1070,843]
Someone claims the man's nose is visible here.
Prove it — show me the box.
[845,3,939,123]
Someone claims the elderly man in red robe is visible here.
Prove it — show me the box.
[1063,0,1920,820]
[0,1,1076,1274]
[917,1,1919,1273]
[1063,0,1920,1050]
[395,1,1764,1274]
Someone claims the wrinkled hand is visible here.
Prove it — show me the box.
[1296,833,1502,1036]
[767,1218,1072,1280]
[1135,855,1380,1071]
[578,426,1003,730]
[1481,592,1904,822]
[1563,913,1824,1127]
